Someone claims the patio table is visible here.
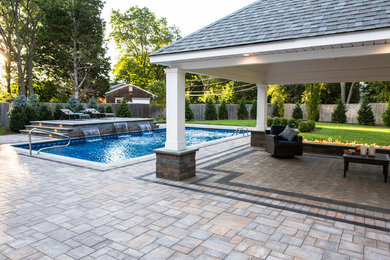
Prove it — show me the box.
[343,153,390,182]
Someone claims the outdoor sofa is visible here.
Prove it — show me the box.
[265,125,303,157]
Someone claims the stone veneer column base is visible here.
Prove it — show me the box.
[154,147,199,181]
[250,130,266,147]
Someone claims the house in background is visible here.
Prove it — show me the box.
[105,83,155,104]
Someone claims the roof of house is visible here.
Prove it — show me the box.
[151,0,390,56]
[105,83,156,97]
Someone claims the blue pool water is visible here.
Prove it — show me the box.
[18,128,234,164]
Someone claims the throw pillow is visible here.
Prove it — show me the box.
[279,125,298,141]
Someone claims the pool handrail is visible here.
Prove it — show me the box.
[234,127,249,136]
[28,128,71,156]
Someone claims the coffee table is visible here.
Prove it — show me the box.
[343,153,390,182]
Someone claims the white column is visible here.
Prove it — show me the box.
[165,68,187,151]
[256,84,268,131]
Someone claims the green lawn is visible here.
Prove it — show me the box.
[0,129,5,135]
[189,120,390,147]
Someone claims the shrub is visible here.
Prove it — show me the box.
[67,96,79,112]
[298,120,316,132]
[292,103,303,120]
[76,103,84,112]
[280,118,288,125]
[38,103,53,120]
[303,84,321,121]
[288,119,297,128]
[12,95,28,108]
[308,120,316,130]
[29,94,40,113]
[25,104,38,122]
[357,97,375,125]
[273,117,281,125]
[53,104,63,120]
[9,95,28,128]
[105,105,114,113]
[383,100,390,127]
[116,99,132,118]
[98,104,105,113]
[267,117,273,127]
[271,102,281,117]
[185,99,194,121]
[87,97,99,109]
[8,105,27,132]
[331,99,347,123]
[237,99,248,120]
[218,100,228,120]
[204,98,218,120]
[250,100,257,119]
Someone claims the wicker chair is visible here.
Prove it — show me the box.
[265,125,303,157]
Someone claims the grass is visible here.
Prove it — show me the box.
[190,120,256,127]
[0,129,5,135]
[189,120,390,147]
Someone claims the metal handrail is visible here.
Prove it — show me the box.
[234,127,249,136]
[28,128,71,156]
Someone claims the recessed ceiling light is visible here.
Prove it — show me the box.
[243,53,250,57]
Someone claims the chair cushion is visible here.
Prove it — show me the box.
[277,140,300,147]
[270,125,286,135]
[278,125,298,141]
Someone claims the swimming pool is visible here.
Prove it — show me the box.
[17,127,234,164]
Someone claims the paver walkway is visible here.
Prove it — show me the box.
[0,135,390,259]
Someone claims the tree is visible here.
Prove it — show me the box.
[185,99,193,121]
[66,96,79,112]
[271,102,282,117]
[87,97,98,109]
[361,81,390,103]
[237,99,248,120]
[116,99,132,118]
[218,100,228,120]
[268,85,286,117]
[204,98,217,120]
[303,84,322,121]
[250,100,256,119]
[0,0,46,96]
[382,99,390,127]
[110,6,180,89]
[292,103,303,120]
[36,0,109,101]
[383,100,390,127]
[357,97,375,125]
[331,99,347,123]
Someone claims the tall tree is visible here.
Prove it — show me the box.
[110,6,180,88]
[0,0,44,96]
[302,84,323,121]
[36,0,109,101]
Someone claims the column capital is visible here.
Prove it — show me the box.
[164,68,186,74]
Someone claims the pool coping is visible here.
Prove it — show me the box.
[8,124,249,171]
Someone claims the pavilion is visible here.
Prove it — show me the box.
[150,0,390,180]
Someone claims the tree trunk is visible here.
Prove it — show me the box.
[340,82,346,102]
[346,82,356,104]
[4,56,11,93]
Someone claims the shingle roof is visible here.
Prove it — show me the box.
[151,0,390,56]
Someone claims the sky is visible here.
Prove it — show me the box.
[102,0,257,67]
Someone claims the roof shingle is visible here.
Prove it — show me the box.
[151,0,390,56]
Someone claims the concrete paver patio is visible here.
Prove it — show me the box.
[0,135,390,259]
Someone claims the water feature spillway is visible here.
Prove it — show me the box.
[114,122,129,134]
[82,128,101,139]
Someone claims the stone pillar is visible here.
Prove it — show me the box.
[154,68,198,181]
[251,84,268,147]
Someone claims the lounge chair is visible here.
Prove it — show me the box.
[60,109,90,120]
[85,108,105,118]
[265,125,303,157]
[85,108,115,119]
